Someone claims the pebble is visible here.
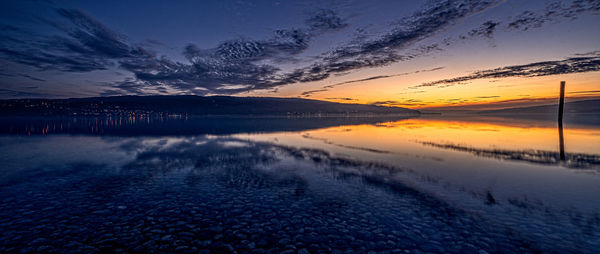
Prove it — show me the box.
[0,138,567,254]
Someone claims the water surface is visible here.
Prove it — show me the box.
[0,116,598,253]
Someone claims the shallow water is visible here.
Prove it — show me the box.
[0,116,598,253]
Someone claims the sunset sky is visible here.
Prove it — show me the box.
[1,0,599,109]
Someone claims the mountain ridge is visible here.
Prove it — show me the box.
[477,99,600,115]
[0,95,420,116]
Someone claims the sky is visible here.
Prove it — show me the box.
[0,0,599,109]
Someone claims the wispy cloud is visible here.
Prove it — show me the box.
[281,1,499,90]
[0,72,46,82]
[301,66,444,97]
[1,0,598,98]
[324,67,444,89]
[0,8,153,72]
[507,0,600,31]
[369,99,428,107]
[324,97,357,101]
[106,0,497,96]
[568,90,600,94]
[107,9,350,95]
[306,9,348,31]
[413,52,600,89]
[300,89,328,97]
[21,74,45,82]
[456,1,600,42]
[0,88,53,98]
[0,1,498,96]
[460,20,500,39]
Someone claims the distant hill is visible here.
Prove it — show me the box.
[475,99,600,126]
[0,95,419,117]
[477,99,600,115]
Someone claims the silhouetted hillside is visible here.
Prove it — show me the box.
[477,99,600,115]
[0,95,419,116]
[475,99,600,125]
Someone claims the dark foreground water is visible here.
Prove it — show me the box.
[0,116,599,253]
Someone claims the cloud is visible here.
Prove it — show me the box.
[0,71,45,82]
[462,20,500,39]
[455,1,600,42]
[80,1,498,95]
[0,2,499,96]
[568,90,600,94]
[507,0,600,31]
[120,0,597,96]
[54,9,146,59]
[413,52,600,88]
[299,66,444,97]
[21,74,45,82]
[0,46,111,72]
[0,8,152,72]
[324,97,357,101]
[324,1,499,62]
[106,0,598,97]
[300,89,328,97]
[398,90,425,95]
[277,0,499,90]
[473,95,500,99]
[369,100,400,106]
[0,88,53,98]
[122,24,324,93]
[5,0,597,97]
[109,8,351,95]
[324,75,395,89]
[369,99,428,107]
[306,9,348,31]
[324,66,444,89]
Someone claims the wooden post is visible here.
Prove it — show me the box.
[558,81,566,161]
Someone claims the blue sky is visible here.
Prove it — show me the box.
[1,0,599,108]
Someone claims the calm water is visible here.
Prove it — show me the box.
[0,116,599,253]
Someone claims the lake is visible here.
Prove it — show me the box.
[0,115,598,253]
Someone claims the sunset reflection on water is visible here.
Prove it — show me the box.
[1,115,599,252]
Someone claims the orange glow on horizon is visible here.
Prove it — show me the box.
[264,70,600,110]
